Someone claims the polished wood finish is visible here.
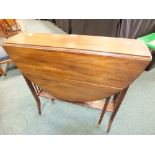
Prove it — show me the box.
[3,32,151,57]
[30,84,114,111]
[39,89,114,111]
[2,32,152,132]
[2,33,151,102]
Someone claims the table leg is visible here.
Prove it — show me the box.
[23,75,41,115]
[96,96,111,128]
[107,87,129,133]
[0,66,4,76]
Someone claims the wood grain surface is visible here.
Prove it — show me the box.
[2,32,152,102]
[3,32,151,58]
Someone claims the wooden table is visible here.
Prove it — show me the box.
[2,32,152,132]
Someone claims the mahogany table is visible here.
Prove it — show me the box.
[2,32,152,132]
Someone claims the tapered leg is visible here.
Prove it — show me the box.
[96,96,111,128]
[0,67,4,76]
[51,98,55,102]
[107,87,129,133]
[23,75,41,115]
[112,93,119,105]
